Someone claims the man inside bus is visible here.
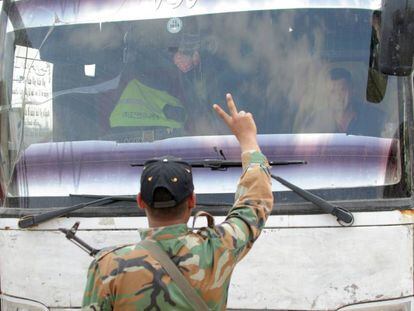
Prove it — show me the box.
[106,21,203,143]
[329,67,385,136]
[107,53,190,143]
[82,94,274,310]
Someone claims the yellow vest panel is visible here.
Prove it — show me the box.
[110,79,185,129]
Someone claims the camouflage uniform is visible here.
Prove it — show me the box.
[82,151,273,310]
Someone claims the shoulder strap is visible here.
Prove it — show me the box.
[140,239,210,311]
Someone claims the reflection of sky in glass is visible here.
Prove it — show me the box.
[10,0,381,30]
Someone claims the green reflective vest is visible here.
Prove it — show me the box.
[110,79,185,129]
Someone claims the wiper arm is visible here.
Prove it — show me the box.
[270,175,354,226]
[132,158,354,226]
[18,195,135,229]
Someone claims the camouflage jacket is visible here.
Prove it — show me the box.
[82,150,273,310]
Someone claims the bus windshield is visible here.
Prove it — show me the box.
[0,1,409,209]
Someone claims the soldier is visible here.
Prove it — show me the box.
[82,94,274,310]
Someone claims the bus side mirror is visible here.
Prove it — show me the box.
[379,0,414,76]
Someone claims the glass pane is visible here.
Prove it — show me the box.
[1,5,409,208]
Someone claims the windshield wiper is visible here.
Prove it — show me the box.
[18,195,135,229]
[270,174,354,226]
[132,159,306,170]
[132,158,354,226]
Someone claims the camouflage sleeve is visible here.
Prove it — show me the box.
[214,150,274,262]
[82,257,113,311]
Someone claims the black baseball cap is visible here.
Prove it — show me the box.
[140,156,194,208]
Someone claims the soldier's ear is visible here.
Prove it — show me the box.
[188,192,196,210]
[137,193,146,210]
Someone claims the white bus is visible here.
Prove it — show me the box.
[1,0,414,310]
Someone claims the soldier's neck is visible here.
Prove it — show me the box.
[148,217,187,228]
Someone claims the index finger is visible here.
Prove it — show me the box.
[213,104,232,125]
[226,93,238,116]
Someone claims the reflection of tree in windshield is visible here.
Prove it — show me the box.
[199,10,395,137]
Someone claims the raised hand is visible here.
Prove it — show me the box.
[213,93,259,152]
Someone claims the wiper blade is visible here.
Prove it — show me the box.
[193,159,307,169]
[18,195,135,229]
[132,159,306,169]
